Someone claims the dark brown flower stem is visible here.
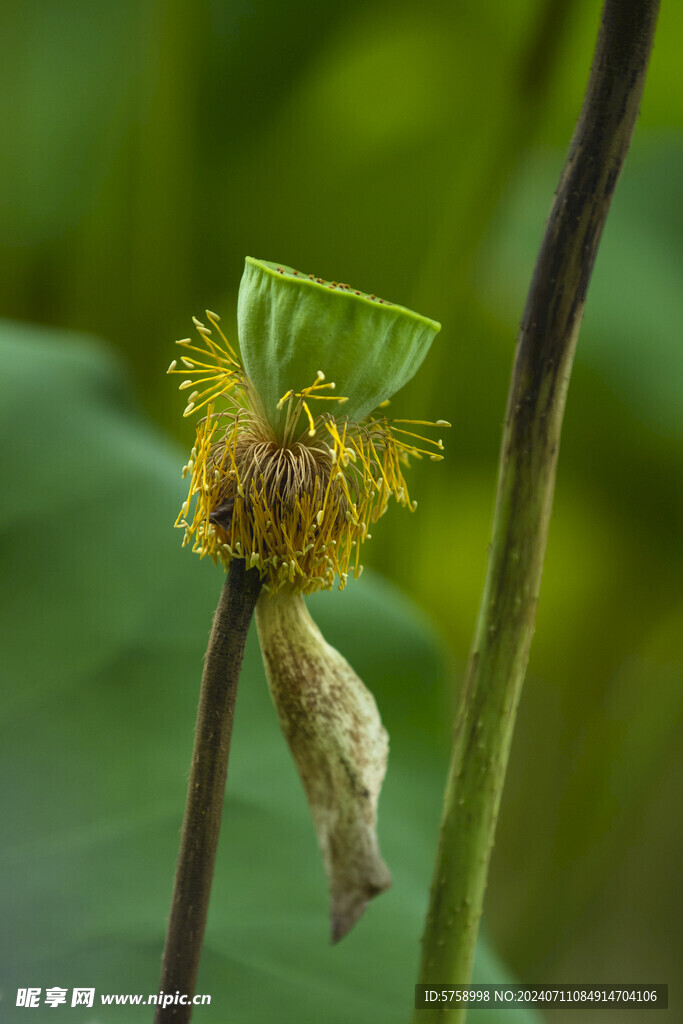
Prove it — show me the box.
[415,0,660,1018]
[155,558,262,1023]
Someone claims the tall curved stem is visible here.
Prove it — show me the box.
[415,1,660,1017]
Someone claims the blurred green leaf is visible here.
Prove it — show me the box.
[0,324,538,1022]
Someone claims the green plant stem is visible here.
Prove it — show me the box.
[414,1,660,1018]
[155,559,262,1023]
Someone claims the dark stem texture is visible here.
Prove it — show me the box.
[415,0,660,1018]
[155,558,262,1023]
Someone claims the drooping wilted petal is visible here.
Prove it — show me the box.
[255,589,391,942]
[237,257,441,435]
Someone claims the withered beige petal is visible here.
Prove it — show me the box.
[255,589,391,942]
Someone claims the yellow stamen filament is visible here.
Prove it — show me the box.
[388,425,445,449]
[302,400,316,437]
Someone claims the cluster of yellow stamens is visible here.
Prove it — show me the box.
[169,314,448,594]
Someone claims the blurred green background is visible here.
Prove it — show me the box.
[1,0,681,1019]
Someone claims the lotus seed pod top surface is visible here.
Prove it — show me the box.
[237,258,441,435]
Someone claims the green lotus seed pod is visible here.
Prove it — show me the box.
[237,258,441,435]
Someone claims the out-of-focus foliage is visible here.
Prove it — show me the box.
[1,0,681,1016]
